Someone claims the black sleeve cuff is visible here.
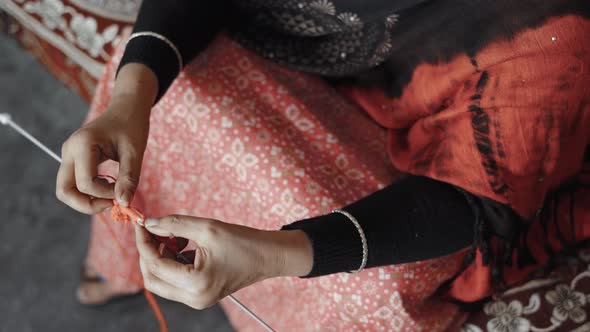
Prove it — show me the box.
[117,37,180,103]
[114,0,231,104]
[282,212,363,278]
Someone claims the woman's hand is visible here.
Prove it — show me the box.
[135,215,313,309]
[56,64,157,214]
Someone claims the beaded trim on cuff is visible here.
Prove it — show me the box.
[331,209,368,273]
[126,32,183,73]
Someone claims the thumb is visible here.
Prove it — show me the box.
[145,215,207,240]
[115,149,142,207]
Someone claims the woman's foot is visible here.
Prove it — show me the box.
[77,263,136,305]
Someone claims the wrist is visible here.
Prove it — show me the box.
[260,230,313,279]
[113,63,158,106]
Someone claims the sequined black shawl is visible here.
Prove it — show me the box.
[230,0,430,76]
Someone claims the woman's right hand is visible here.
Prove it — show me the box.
[56,63,158,214]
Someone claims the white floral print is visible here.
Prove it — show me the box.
[21,0,122,59]
[221,138,259,182]
[484,300,531,332]
[462,267,590,332]
[385,13,399,28]
[24,0,66,30]
[309,0,336,15]
[545,284,587,323]
[69,14,100,56]
[337,12,363,29]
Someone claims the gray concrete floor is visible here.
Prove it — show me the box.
[0,34,233,332]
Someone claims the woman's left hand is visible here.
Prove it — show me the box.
[135,215,313,309]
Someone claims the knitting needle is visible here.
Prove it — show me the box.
[0,113,61,163]
[0,112,276,332]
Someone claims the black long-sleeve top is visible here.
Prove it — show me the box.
[117,0,527,278]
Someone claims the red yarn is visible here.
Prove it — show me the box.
[97,200,171,332]
[109,202,178,252]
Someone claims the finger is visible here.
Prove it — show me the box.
[144,215,210,240]
[115,149,142,207]
[135,223,159,255]
[56,160,112,214]
[141,259,216,310]
[139,259,194,305]
[144,251,195,288]
[135,224,195,287]
[74,144,114,199]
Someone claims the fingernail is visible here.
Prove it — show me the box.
[145,218,159,227]
[118,192,129,207]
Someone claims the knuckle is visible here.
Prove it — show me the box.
[77,180,93,194]
[168,215,184,228]
[143,278,155,292]
[55,187,66,201]
[73,130,92,146]
[147,262,159,275]
[188,296,212,310]
[187,298,202,310]
[140,269,153,285]
[141,272,152,285]
[142,276,160,295]
[62,130,91,154]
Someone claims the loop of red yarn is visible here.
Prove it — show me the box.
[110,202,145,225]
[109,201,179,252]
[96,176,178,252]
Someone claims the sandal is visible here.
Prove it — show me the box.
[77,263,139,306]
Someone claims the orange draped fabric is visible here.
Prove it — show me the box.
[341,15,590,301]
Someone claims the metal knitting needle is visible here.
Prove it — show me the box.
[0,112,276,332]
[0,113,61,163]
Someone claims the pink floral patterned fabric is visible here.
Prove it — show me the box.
[86,35,472,331]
